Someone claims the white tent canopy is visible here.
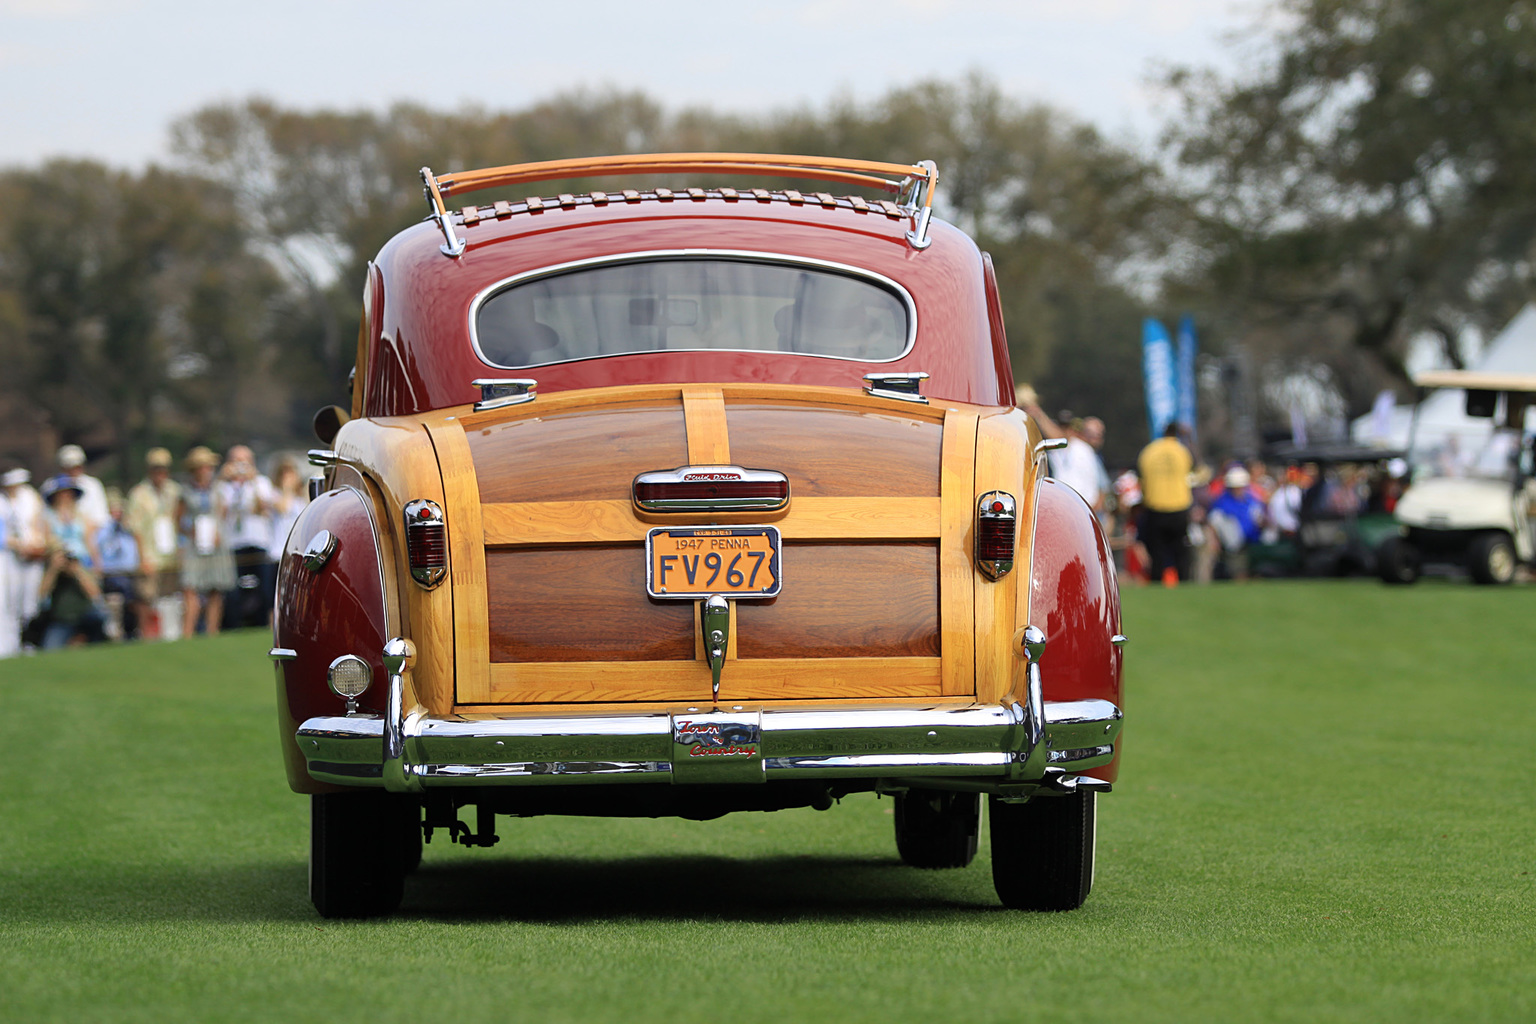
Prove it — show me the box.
[1352,304,1536,456]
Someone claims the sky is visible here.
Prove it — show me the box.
[0,0,1270,169]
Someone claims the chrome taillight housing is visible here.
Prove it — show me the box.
[976,491,1017,581]
[403,499,447,589]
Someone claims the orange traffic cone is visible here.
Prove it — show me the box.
[1162,567,1179,588]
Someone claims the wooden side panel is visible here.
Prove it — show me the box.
[939,409,979,696]
[426,420,492,705]
[485,547,695,662]
[973,411,1030,705]
[725,404,943,496]
[468,400,687,503]
[488,657,943,704]
[736,542,939,659]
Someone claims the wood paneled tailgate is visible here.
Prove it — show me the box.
[448,384,978,706]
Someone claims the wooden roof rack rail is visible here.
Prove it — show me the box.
[417,153,939,258]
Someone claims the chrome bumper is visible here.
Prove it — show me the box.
[296,639,1123,797]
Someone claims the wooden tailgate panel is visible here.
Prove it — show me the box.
[453,385,973,706]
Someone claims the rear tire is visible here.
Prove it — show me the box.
[989,791,1096,911]
[310,792,417,918]
[1468,532,1516,585]
[894,790,979,869]
[1377,537,1420,584]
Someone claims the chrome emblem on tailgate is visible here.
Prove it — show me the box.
[670,709,764,784]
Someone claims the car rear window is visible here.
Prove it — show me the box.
[474,257,911,368]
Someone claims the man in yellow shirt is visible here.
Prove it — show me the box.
[1136,424,1194,586]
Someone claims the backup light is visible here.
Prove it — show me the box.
[327,655,372,713]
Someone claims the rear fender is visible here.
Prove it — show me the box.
[1028,478,1124,781]
[274,486,390,793]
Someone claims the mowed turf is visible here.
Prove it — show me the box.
[1,581,1532,1023]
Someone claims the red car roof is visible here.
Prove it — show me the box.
[362,194,1005,416]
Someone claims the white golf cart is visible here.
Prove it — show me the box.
[1379,370,1536,585]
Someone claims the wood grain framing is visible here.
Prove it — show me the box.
[333,416,454,714]
[682,387,731,464]
[487,656,942,704]
[486,547,695,663]
[467,400,687,503]
[938,408,979,696]
[725,403,943,496]
[736,542,939,659]
[973,411,1029,705]
[481,496,941,546]
[425,419,491,705]
[453,382,956,433]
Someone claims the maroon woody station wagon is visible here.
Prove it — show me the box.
[271,153,1126,917]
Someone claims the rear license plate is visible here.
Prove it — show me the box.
[646,526,782,599]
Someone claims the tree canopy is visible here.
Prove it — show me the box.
[1164,0,1536,416]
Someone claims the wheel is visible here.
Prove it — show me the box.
[989,791,1096,911]
[894,789,979,869]
[1376,537,1420,584]
[310,792,418,918]
[1468,532,1516,585]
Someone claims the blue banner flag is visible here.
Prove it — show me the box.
[1176,314,1198,443]
[1142,318,1178,440]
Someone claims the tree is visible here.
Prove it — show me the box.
[171,78,1164,440]
[0,161,279,481]
[1164,0,1536,417]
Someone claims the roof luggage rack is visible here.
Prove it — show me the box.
[418,152,939,258]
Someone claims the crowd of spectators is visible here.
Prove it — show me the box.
[0,444,308,656]
[1020,388,1408,587]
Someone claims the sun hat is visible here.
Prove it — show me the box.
[185,445,220,470]
[1,467,30,487]
[57,444,86,468]
[41,475,84,504]
[146,447,173,469]
[1224,466,1251,489]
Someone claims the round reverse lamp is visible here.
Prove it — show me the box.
[327,655,372,700]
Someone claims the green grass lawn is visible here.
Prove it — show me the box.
[1,580,1532,1022]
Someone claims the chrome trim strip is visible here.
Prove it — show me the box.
[307,449,340,467]
[268,647,298,661]
[471,378,537,412]
[1111,634,1129,647]
[466,249,919,372]
[863,371,930,404]
[297,695,1123,792]
[1034,438,1068,457]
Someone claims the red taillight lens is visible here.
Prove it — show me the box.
[403,499,447,588]
[976,491,1016,580]
[976,517,1015,560]
[634,478,789,505]
[407,523,447,567]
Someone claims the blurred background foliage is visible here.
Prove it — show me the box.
[1,0,1534,476]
